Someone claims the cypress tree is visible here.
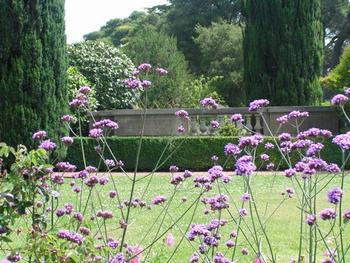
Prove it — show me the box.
[0,0,68,147]
[242,0,323,105]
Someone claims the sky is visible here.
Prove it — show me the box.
[65,0,169,44]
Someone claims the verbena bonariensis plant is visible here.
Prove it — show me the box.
[1,64,350,263]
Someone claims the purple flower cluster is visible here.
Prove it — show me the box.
[235,155,256,176]
[69,93,88,109]
[32,130,47,141]
[298,128,332,139]
[156,67,168,76]
[124,78,141,89]
[295,157,328,175]
[277,111,309,124]
[213,252,234,263]
[89,128,103,139]
[260,154,269,161]
[241,192,250,202]
[152,195,166,205]
[51,174,64,185]
[283,168,296,178]
[200,97,218,109]
[61,115,75,123]
[327,187,343,204]
[332,132,350,150]
[105,159,116,168]
[306,143,324,157]
[96,210,113,219]
[6,254,21,262]
[79,226,90,235]
[39,139,56,151]
[170,174,184,185]
[230,114,244,123]
[331,94,348,105]
[224,143,241,156]
[175,110,189,120]
[203,194,229,211]
[169,165,179,173]
[320,208,336,220]
[138,63,152,72]
[57,230,84,245]
[108,239,119,249]
[306,214,316,226]
[93,119,119,130]
[238,134,263,148]
[210,120,220,129]
[84,175,99,187]
[61,136,74,146]
[248,99,269,111]
[108,253,126,263]
[78,86,91,94]
[56,162,76,172]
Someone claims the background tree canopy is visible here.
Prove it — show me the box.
[0,0,68,148]
[68,41,138,110]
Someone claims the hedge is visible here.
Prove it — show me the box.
[65,136,345,172]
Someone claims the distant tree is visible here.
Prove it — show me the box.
[0,0,68,147]
[321,0,350,71]
[242,0,323,106]
[166,0,241,72]
[123,26,193,108]
[84,11,164,47]
[194,22,244,106]
[322,45,350,91]
[68,41,138,110]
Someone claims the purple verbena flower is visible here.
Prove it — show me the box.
[327,187,343,204]
[306,214,316,226]
[137,63,152,72]
[61,136,74,146]
[141,80,152,89]
[39,140,56,151]
[331,94,348,105]
[200,97,218,109]
[210,120,220,129]
[93,119,119,130]
[89,128,103,139]
[231,114,244,123]
[320,208,336,220]
[152,195,166,205]
[224,143,241,156]
[32,130,47,141]
[79,86,91,94]
[248,99,269,112]
[156,67,168,76]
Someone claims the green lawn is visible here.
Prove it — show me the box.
[4,173,350,262]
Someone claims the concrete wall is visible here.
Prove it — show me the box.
[90,106,340,136]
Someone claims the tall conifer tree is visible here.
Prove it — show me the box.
[242,0,323,105]
[0,0,68,147]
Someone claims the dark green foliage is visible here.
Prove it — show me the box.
[322,45,350,91]
[242,0,324,106]
[167,0,241,72]
[194,22,245,106]
[321,0,350,71]
[66,136,344,171]
[0,0,68,147]
[123,26,193,108]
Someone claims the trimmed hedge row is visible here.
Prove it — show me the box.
[65,136,344,171]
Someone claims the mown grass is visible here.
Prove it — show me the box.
[3,173,350,262]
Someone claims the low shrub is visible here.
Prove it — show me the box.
[66,136,343,171]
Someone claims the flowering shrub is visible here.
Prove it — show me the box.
[1,65,350,263]
[68,41,139,110]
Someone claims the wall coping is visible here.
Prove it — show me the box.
[91,106,336,117]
